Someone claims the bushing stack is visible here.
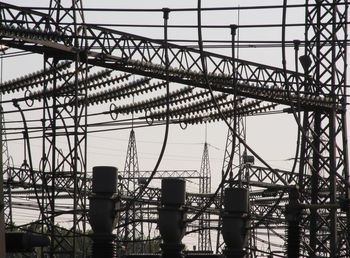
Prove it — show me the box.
[221,188,249,258]
[89,166,120,258]
[158,178,187,258]
[5,232,49,253]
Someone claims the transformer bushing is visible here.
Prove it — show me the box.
[89,166,120,258]
[221,188,249,258]
[158,178,187,258]
[5,232,50,253]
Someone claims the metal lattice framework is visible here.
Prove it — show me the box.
[198,141,212,251]
[118,129,145,253]
[0,1,348,258]
[215,116,246,254]
[298,1,349,257]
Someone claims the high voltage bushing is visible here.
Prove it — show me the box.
[158,178,187,258]
[5,232,50,253]
[89,166,120,258]
[221,188,249,258]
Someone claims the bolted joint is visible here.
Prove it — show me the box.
[12,98,19,108]
[293,39,301,51]
[163,8,170,20]
[22,130,29,140]
[230,24,238,36]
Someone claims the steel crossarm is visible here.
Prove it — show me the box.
[0,3,337,110]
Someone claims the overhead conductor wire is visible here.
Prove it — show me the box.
[122,8,171,213]
[188,0,289,225]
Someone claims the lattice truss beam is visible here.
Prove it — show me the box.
[198,142,212,251]
[0,2,340,109]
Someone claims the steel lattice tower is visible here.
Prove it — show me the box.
[198,139,212,251]
[298,1,349,256]
[119,129,145,253]
[35,1,88,256]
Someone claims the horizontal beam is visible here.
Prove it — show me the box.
[0,3,339,110]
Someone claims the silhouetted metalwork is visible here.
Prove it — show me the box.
[119,129,145,253]
[198,141,212,251]
[0,1,348,257]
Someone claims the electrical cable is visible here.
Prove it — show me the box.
[12,100,45,221]
[26,3,348,13]
[4,19,349,30]
[123,8,171,211]
[3,3,348,251]
[245,0,292,232]
[188,0,289,224]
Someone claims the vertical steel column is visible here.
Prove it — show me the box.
[0,50,13,228]
[38,1,88,256]
[216,24,246,254]
[301,1,349,256]
[0,89,5,258]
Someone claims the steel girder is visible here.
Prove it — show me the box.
[0,3,338,110]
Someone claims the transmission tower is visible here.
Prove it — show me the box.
[119,129,145,253]
[198,125,212,252]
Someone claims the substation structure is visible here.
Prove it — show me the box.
[0,1,349,258]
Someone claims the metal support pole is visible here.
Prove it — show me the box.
[0,101,5,258]
[0,48,5,257]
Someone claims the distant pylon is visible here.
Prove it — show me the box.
[119,129,145,253]
[123,129,140,190]
[198,124,212,251]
